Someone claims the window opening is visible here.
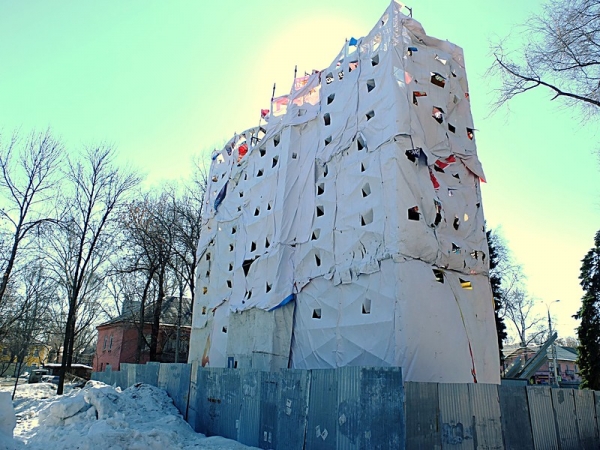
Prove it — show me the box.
[257,169,263,177]
[361,209,374,226]
[244,174,247,181]
[222,326,228,334]
[201,306,207,315]
[325,72,334,84]
[267,202,272,211]
[205,270,210,278]
[361,183,371,197]
[242,258,257,276]
[407,206,420,221]
[316,205,325,217]
[407,47,418,56]
[434,200,442,226]
[228,263,233,271]
[265,237,270,248]
[405,148,420,163]
[448,124,456,133]
[452,243,461,253]
[327,93,335,104]
[349,61,358,72]
[206,253,211,261]
[366,110,375,121]
[274,135,281,147]
[229,244,234,252]
[432,106,444,124]
[297,109,306,117]
[362,298,372,314]
[452,173,460,180]
[323,113,331,126]
[470,251,479,260]
[266,283,272,293]
[459,278,473,290]
[315,253,321,267]
[360,162,366,173]
[272,156,279,167]
[412,91,427,106]
[367,79,376,92]
[476,202,480,208]
[453,216,460,230]
[466,128,474,140]
[312,229,320,240]
[338,70,344,80]
[371,54,379,66]
[292,152,298,159]
[433,269,444,283]
[247,290,252,299]
[434,165,444,173]
[212,175,218,182]
[312,308,322,319]
[203,287,208,295]
[324,136,332,145]
[357,135,366,150]
[323,165,329,177]
[239,191,244,198]
[381,13,389,26]
[260,147,266,157]
[227,280,232,288]
[250,241,256,252]
[254,207,260,216]
[464,213,469,222]
[317,183,325,195]
[430,72,446,88]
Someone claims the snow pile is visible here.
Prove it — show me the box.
[5,381,256,450]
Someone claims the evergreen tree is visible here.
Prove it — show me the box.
[487,229,508,366]
[575,230,600,390]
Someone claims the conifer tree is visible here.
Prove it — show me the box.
[487,230,508,366]
[575,230,600,390]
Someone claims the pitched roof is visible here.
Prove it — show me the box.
[98,296,192,328]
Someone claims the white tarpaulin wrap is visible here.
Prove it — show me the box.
[189,0,500,384]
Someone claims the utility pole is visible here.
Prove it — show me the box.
[546,300,560,387]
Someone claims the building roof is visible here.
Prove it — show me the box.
[98,296,192,328]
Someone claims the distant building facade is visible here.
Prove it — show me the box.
[94,297,192,372]
[503,345,581,386]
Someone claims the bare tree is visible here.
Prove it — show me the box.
[49,145,141,395]
[0,130,62,315]
[503,288,545,347]
[490,0,600,114]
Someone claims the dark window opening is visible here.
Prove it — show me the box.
[267,202,272,211]
[476,202,481,208]
[247,290,252,298]
[470,251,479,260]
[274,135,281,147]
[206,253,211,261]
[367,79,376,92]
[272,156,279,168]
[292,152,298,159]
[407,47,417,56]
[229,244,234,252]
[453,216,460,230]
[362,299,372,314]
[434,165,444,173]
[327,93,335,105]
[412,91,427,106]
[433,269,444,283]
[324,113,331,126]
[312,308,322,319]
[349,60,358,72]
[228,263,233,272]
[316,205,325,217]
[467,128,474,140]
[362,183,371,197]
[227,280,232,288]
[250,241,256,252]
[452,173,460,180]
[239,191,244,198]
[265,237,270,248]
[266,283,272,293]
[260,147,266,157]
[257,169,264,177]
[242,258,257,276]
[366,110,375,121]
[371,54,379,66]
[317,183,325,195]
[432,106,444,124]
[357,135,366,150]
[361,209,374,226]
[312,229,320,240]
[231,227,237,234]
[405,148,420,163]
[452,243,461,253]
[205,270,210,278]
[408,206,420,221]
[360,162,366,172]
[324,136,332,146]
[201,306,207,315]
[254,207,260,216]
[430,72,446,88]
[315,253,321,267]
[323,165,329,177]
[338,70,344,80]
[448,124,456,133]
[325,72,334,84]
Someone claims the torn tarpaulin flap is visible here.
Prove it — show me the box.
[214,181,228,212]
[269,293,296,311]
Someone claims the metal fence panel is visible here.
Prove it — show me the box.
[306,369,337,450]
[157,363,192,420]
[551,388,579,450]
[337,366,362,450]
[196,368,242,440]
[469,383,502,449]
[259,370,279,449]
[187,362,201,433]
[574,389,597,450]
[138,362,160,386]
[405,382,441,450]
[238,369,261,447]
[527,387,559,450]
[360,367,404,450]
[276,369,310,450]
[438,383,474,449]
[498,386,534,450]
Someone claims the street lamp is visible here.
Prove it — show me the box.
[546,300,560,387]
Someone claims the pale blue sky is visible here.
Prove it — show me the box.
[1,0,598,339]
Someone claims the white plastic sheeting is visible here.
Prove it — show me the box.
[189,0,500,384]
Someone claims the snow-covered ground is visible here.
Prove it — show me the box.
[0,380,257,449]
